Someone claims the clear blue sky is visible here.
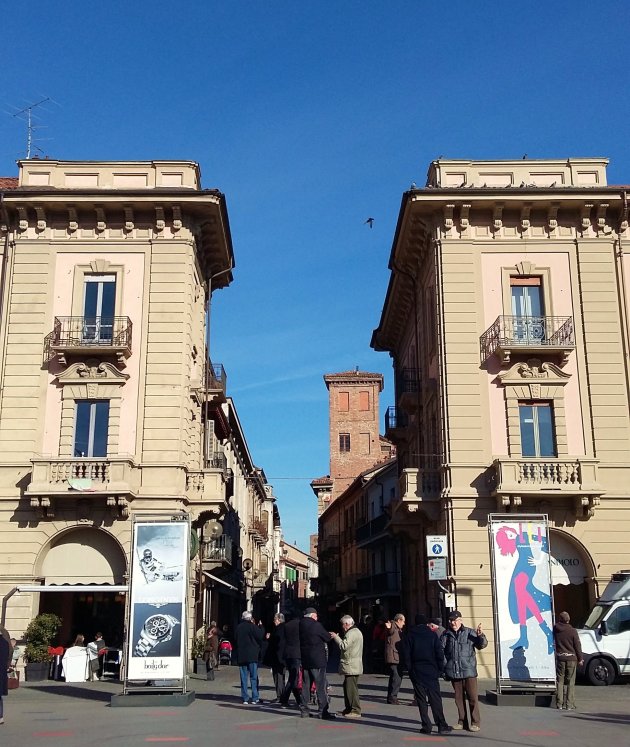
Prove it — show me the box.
[2,1,630,549]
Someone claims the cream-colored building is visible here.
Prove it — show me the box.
[0,159,279,654]
[372,158,630,676]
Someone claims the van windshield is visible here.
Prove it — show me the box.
[583,604,610,630]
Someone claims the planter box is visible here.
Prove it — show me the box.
[25,662,50,682]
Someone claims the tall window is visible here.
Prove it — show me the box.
[511,276,544,342]
[338,391,349,411]
[359,390,370,411]
[74,400,109,457]
[339,433,351,452]
[519,401,556,457]
[83,274,116,342]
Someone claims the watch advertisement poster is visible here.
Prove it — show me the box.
[127,520,189,681]
[489,514,556,686]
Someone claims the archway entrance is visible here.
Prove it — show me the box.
[549,530,591,627]
[36,528,127,647]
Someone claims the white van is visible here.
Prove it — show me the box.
[578,571,630,685]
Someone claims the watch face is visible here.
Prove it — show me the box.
[145,615,172,640]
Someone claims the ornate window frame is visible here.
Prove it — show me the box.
[71,258,124,316]
[55,359,129,457]
[501,260,553,317]
[498,358,570,457]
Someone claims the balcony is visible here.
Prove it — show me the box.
[356,513,390,547]
[44,316,132,365]
[201,534,233,568]
[398,467,441,520]
[480,315,575,364]
[190,360,227,403]
[185,461,228,507]
[249,516,269,543]
[385,406,410,442]
[26,456,137,518]
[318,533,340,558]
[397,367,420,411]
[489,457,602,511]
[356,571,400,596]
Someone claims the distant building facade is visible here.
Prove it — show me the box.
[278,539,317,616]
[372,158,630,676]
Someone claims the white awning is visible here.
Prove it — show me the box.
[16,585,128,593]
[203,572,238,591]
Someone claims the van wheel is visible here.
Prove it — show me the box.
[586,657,615,686]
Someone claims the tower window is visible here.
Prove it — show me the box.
[339,433,351,452]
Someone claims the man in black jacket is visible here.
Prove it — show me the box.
[279,614,308,714]
[235,611,264,704]
[402,615,451,735]
[299,608,335,719]
[264,613,287,703]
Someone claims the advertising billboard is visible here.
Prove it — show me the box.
[489,514,555,686]
[126,519,189,682]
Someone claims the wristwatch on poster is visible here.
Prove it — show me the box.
[134,613,180,657]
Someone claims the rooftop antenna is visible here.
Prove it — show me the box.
[10,97,51,159]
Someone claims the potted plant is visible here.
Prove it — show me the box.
[191,627,207,675]
[23,612,62,681]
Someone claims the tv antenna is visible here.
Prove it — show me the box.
[10,97,52,159]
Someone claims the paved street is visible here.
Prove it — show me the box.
[2,667,628,747]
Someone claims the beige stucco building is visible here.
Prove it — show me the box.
[372,158,630,676]
[0,160,280,655]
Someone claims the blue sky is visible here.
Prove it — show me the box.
[2,1,630,549]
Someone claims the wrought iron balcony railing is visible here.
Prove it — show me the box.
[44,316,132,364]
[201,534,233,566]
[356,571,400,595]
[385,406,408,431]
[480,315,575,364]
[356,513,390,545]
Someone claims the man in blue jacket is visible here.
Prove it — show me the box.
[441,610,487,732]
[402,614,451,735]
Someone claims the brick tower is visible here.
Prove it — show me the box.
[324,370,385,501]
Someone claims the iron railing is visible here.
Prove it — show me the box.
[385,406,408,430]
[201,534,233,565]
[44,316,132,362]
[356,513,390,544]
[480,315,574,361]
[356,571,399,594]
[397,367,420,394]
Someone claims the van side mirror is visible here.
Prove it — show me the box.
[599,620,608,636]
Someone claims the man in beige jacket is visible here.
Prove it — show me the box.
[330,615,364,718]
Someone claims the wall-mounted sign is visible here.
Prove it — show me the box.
[428,557,448,580]
[426,535,448,558]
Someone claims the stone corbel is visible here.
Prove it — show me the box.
[547,203,559,234]
[574,494,599,519]
[492,204,503,234]
[580,204,593,233]
[68,207,78,234]
[155,206,165,233]
[34,206,46,233]
[596,203,609,235]
[498,495,522,511]
[95,207,106,234]
[17,206,28,233]
[460,203,471,231]
[520,204,531,234]
[30,495,54,519]
[443,204,455,232]
[172,205,182,232]
[123,206,134,234]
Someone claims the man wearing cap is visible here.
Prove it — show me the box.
[402,614,452,735]
[441,611,487,732]
[330,615,363,718]
[299,608,335,720]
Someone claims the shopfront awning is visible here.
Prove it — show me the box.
[16,585,129,593]
[203,572,238,591]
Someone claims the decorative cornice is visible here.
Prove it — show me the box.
[56,359,129,384]
[498,358,571,383]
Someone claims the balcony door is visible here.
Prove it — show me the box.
[74,400,109,457]
[83,274,116,343]
[511,277,544,343]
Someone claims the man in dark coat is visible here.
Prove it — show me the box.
[441,610,487,732]
[402,614,451,735]
[235,610,264,704]
[280,614,308,713]
[299,608,335,719]
[0,631,11,724]
[264,612,287,702]
[553,611,583,710]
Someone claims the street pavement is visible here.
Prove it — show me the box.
[2,666,629,747]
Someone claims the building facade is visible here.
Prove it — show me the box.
[278,539,317,617]
[372,158,630,676]
[0,160,279,657]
